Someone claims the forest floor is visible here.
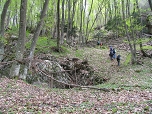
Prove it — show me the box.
[0,44,152,113]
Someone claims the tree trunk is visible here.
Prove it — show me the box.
[10,0,27,78]
[137,0,152,58]
[108,1,112,20]
[0,0,11,62]
[66,0,71,45]
[105,3,107,25]
[57,0,60,51]
[21,0,50,79]
[79,0,83,45]
[71,0,77,39]
[114,0,118,38]
[125,0,137,64]
[148,0,152,11]
[88,3,103,35]
[60,0,65,44]
[27,1,34,30]
[85,0,93,42]
[83,0,87,44]
[121,0,125,19]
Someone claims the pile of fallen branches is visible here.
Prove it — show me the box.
[58,57,95,85]
[0,53,106,89]
[31,54,104,88]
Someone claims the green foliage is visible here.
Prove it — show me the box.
[35,37,51,53]
[64,22,78,37]
[124,53,131,66]
[142,45,152,50]
[112,107,118,113]
[0,36,7,45]
[26,37,54,53]
[144,106,150,111]
[93,30,106,40]
[75,49,84,58]
[25,37,70,57]
[97,83,119,89]
[123,38,150,45]
[8,27,19,35]
[105,16,123,31]
[105,11,144,38]
[125,16,144,33]
[136,38,150,45]
[126,18,131,27]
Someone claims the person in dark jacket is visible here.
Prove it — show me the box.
[117,55,121,66]
[109,46,113,60]
[112,48,116,59]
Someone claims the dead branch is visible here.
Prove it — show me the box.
[37,68,110,92]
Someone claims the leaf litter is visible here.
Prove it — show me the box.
[0,47,152,113]
[0,78,152,113]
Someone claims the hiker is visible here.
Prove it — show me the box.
[109,46,113,60]
[100,42,102,47]
[112,48,116,59]
[97,41,100,45]
[117,55,121,66]
[97,41,103,48]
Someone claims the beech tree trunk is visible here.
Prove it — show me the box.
[66,0,71,45]
[57,0,60,51]
[60,0,65,44]
[0,0,11,62]
[86,0,93,42]
[79,0,83,45]
[9,0,27,78]
[148,0,152,11]
[125,0,137,64]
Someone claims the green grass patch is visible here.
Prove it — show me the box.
[59,107,77,113]
[25,37,70,57]
[75,49,84,58]
[124,53,131,66]
[123,38,150,44]
[25,37,56,53]
[96,83,119,89]
[79,101,94,108]
[142,45,152,50]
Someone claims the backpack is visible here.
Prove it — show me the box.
[97,41,100,45]
[113,49,116,54]
[109,47,113,56]
[117,55,121,60]
[110,50,113,56]
[110,47,113,51]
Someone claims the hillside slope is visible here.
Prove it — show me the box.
[0,46,152,113]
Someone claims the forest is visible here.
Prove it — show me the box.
[0,0,152,113]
